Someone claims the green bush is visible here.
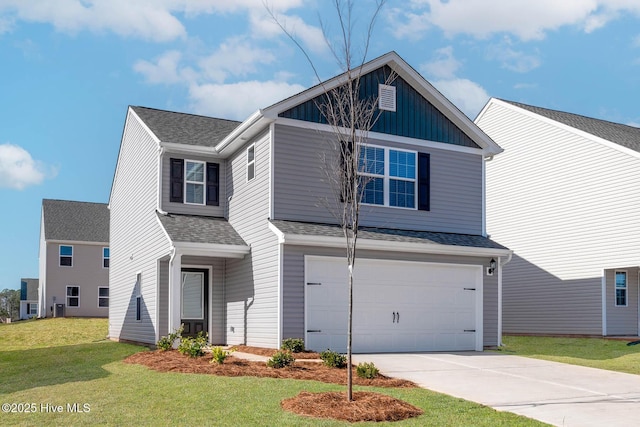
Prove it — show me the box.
[157,325,184,351]
[281,338,305,353]
[210,346,233,364]
[319,349,346,368]
[177,331,208,358]
[266,350,295,368]
[356,362,379,379]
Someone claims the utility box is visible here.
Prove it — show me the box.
[54,304,65,318]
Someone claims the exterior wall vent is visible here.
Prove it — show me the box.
[378,84,396,112]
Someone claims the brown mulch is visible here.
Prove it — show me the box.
[234,345,322,359]
[124,348,421,422]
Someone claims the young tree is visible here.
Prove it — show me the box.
[0,288,20,321]
[268,0,392,401]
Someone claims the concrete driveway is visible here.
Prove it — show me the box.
[352,352,640,427]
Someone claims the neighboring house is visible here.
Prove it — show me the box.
[19,278,38,320]
[476,98,640,336]
[109,51,511,352]
[38,199,110,318]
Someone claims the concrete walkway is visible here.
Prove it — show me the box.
[352,352,640,426]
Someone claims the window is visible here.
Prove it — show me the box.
[247,144,255,181]
[98,287,109,308]
[359,146,417,209]
[615,271,627,307]
[66,286,79,307]
[185,160,205,205]
[135,273,142,321]
[103,247,110,268]
[169,158,219,206]
[59,245,73,267]
[28,303,38,315]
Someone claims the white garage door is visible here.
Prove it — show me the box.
[305,256,482,353]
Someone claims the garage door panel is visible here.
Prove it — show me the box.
[306,257,481,353]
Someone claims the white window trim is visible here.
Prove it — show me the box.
[615,270,628,307]
[359,144,417,210]
[102,247,109,269]
[29,303,38,315]
[184,160,206,205]
[98,287,109,308]
[66,285,80,308]
[247,144,255,182]
[59,244,73,267]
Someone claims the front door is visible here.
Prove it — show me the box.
[181,269,208,337]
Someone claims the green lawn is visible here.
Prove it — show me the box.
[496,335,640,375]
[0,319,546,426]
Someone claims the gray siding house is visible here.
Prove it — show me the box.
[38,199,110,318]
[476,98,640,336]
[109,52,511,352]
[20,278,38,320]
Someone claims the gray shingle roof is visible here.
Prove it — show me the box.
[42,199,109,242]
[503,100,640,153]
[157,213,247,246]
[131,106,241,147]
[270,220,508,250]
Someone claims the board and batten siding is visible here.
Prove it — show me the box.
[109,110,171,344]
[605,268,639,335]
[478,101,640,335]
[272,123,483,235]
[281,245,500,347]
[160,153,226,217]
[225,129,280,348]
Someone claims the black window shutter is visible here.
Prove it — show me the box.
[206,162,219,206]
[418,152,430,211]
[340,140,354,203]
[170,158,184,203]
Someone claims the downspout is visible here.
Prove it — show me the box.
[157,145,168,215]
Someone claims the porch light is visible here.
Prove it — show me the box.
[488,258,497,275]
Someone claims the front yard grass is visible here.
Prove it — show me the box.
[0,319,546,426]
[497,335,640,375]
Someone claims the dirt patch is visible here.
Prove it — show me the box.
[282,391,423,422]
[124,349,421,422]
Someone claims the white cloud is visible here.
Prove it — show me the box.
[188,80,306,120]
[431,78,491,119]
[0,143,54,190]
[198,39,277,83]
[420,46,461,79]
[486,38,541,73]
[390,0,640,41]
[133,51,195,85]
[386,8,430,41]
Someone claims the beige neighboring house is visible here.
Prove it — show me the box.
[38,199,110,318]
[20,278,39,320]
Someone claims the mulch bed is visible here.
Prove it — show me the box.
[124,346,422,422]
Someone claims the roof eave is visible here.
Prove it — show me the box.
[173,241,250,259]
[215,110,273,155]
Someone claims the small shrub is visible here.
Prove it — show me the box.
[178,331,208,358]
[210,346,233,364]
[267,350,295,368]
[281,338,305,353]
[320,349,347,368]
[356,362,380,379]
[157,325,184,351]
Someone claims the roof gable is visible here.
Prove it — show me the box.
[501,100,640,153]
[131,106,241,147]
[42,199,109,243]
[278,65,480,149]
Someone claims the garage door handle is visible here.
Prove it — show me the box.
[464,329,476,332]
[307,329,321,333]
[392,312,400,323]
[392,312,396,323]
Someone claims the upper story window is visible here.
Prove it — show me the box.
[170,158,219,206]
[59,245,73,267]
[103,247,110,268]
[615,271,627,307]
[359,146,418,209]
[247,144,255,181]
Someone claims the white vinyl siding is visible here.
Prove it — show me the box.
[478,99,640,335]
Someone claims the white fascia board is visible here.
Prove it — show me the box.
[487,98,640,160]
[274,118,484,156]
[173,241,250,259]
[46,239,109,246]
[159,142,219,157]
[269,223,511,257]
[215,110,273,155]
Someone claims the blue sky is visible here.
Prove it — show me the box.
[2,0,640,290]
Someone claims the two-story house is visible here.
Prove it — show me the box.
[108,52,510,352]
[19,278,38,320]
[38,199,110,318]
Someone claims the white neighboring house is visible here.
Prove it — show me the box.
[38,199,110,318]
[20,278,39,320]
[476,98,640,336]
